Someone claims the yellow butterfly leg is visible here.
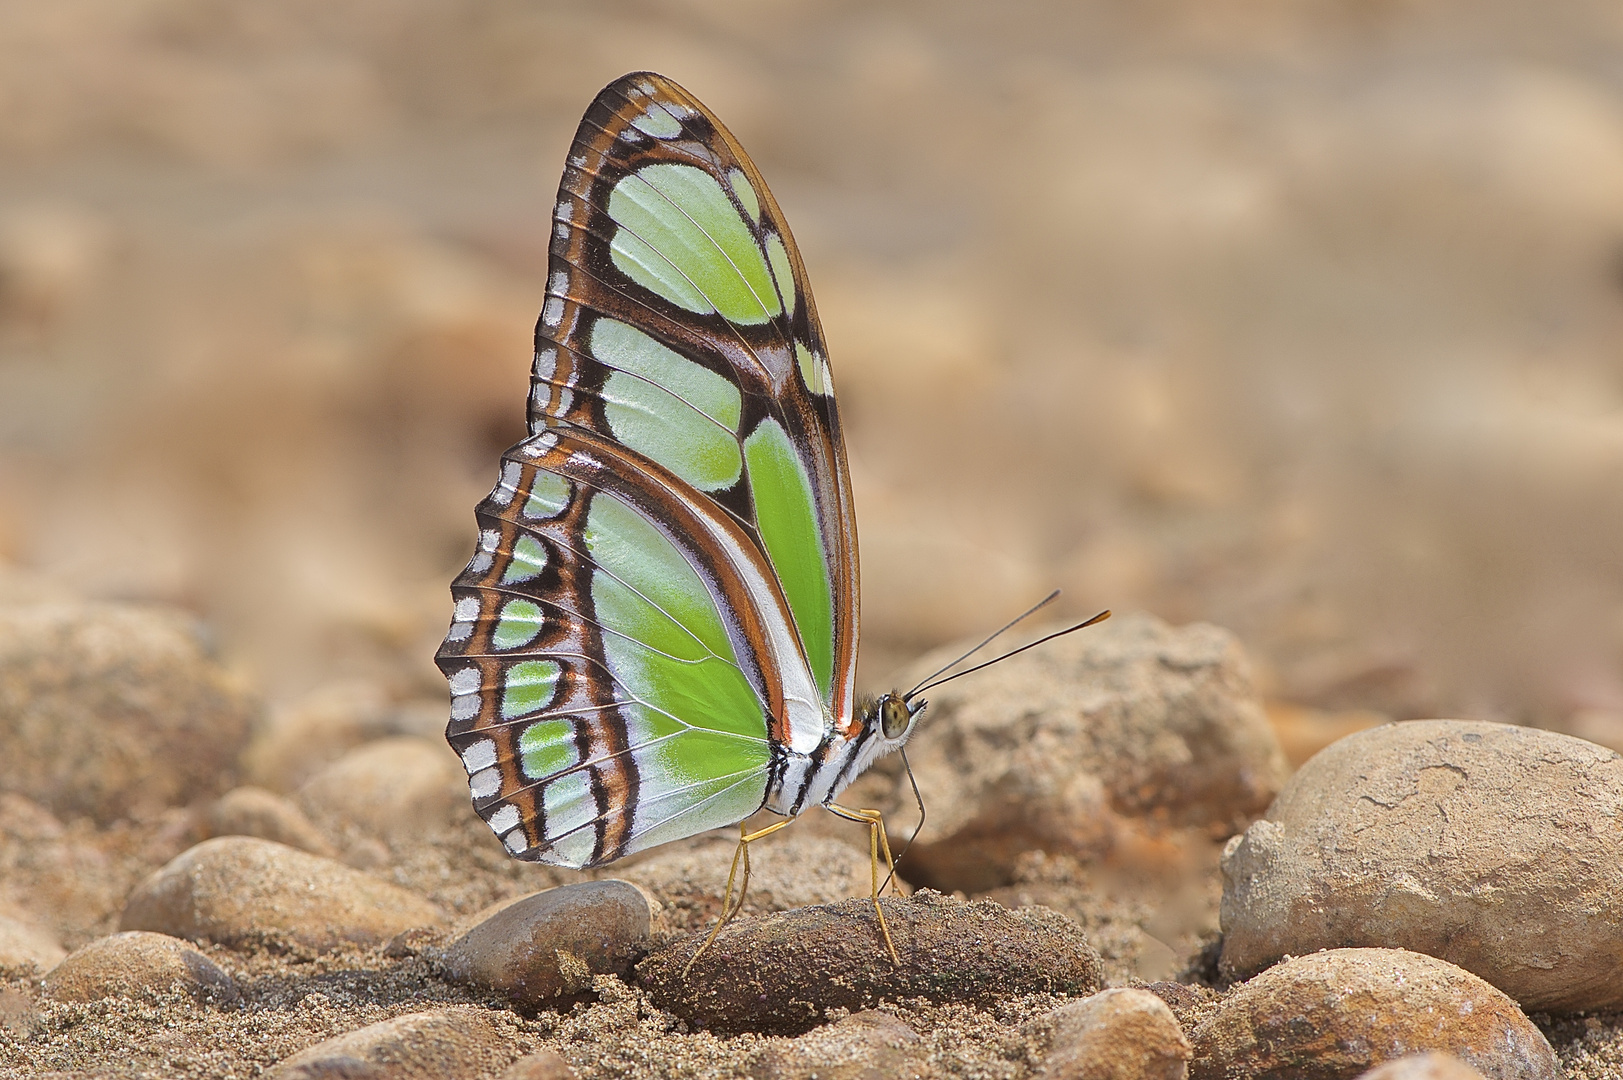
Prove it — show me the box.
[683,817,795,977]
[826,802,901,965]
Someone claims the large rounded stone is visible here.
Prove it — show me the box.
[263,1008,512,1079]
[1190,949,1558,1080]
[1039,988,1191,1080]
[439,880,650,1010]
[120,836,444,950]
[1220,719,1623,1011]
[0,602,256,823]
[44,930,238,1004]
[638,891,1102,1035]
[895,612,1286,891]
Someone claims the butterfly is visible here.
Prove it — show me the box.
[435,72,930,950]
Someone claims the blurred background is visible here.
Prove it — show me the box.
[2,0,1622,753]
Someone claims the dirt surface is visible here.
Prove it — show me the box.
[4,4,1623,1078]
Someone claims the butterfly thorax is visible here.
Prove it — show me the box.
[762,692,924,817]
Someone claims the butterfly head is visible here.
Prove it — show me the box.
[869,691,926,745]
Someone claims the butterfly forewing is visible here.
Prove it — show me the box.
[437,72,860,867]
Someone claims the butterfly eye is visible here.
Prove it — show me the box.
[880,695,911,740]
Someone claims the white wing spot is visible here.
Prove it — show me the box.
[635,78,656,96]
[449,666,481,697]
[460,738,497,772]
[479,530,500,552]
[453,595,480,621]
[468,767,501,799]
[504,830,529,854]
[451,693,479,721]
[549,270,568,295]
[492,461,521,506]
[467,552,493,574]
[487,803,521,836]
[534,347,557,381]
[554,199,572,223]
[542,297,564,328]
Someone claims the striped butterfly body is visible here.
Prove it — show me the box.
[437,72,924,871]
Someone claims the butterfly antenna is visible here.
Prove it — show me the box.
[879,749,926,896]
[908,609,1112,699]
[904,590,1063,702]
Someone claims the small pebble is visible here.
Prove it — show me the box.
[44,930,238,1005]
[1039,988,1191,1080]
[206,786,335,856]
[0,602,256,823]
[757,1010,926,1079]
[296,736,466,843]
[240,680,398,792]
[120,836,444,950]
[263,1008,512,1079]
[1356,1053,1490,1080]
[0,911,65,970]
[638,890,1102,1035]
[1220,719,1623,1011]
[0,987,37,1037]
[439,880,650,1010]
[497,1049,577,1080]
[1189,948,1559,1080]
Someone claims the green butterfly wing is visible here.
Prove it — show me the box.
[437,73,859,867]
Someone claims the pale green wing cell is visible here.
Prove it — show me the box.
[743,418,834,701]
[608,163,782,325]
[491,598,544,651]
[591,318,743,492]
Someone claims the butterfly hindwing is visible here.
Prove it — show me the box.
[438,73,860,867]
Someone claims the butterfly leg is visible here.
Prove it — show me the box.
[824,803,901,965]
[683,816,795,976]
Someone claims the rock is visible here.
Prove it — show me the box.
[1039,988,1191,1080]
[757,1010,926,1079]
[120,836,444,950]
[1189,948,1559,1080]
[638,891,1102,1035]
[621,831,895,935]
[43,930,238,1005]
[0,911,65,970]
[296,737,465,843]
[1219,719,1623,1011]
[1356,1054,1490,1080]
[439,881,650,1010]
[263,1008,512,1079]
[206,786,336,856]
[895,612,1287,891]
[0,602,257,823]
[498,1050,577,1079]
[240,680,410,793]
